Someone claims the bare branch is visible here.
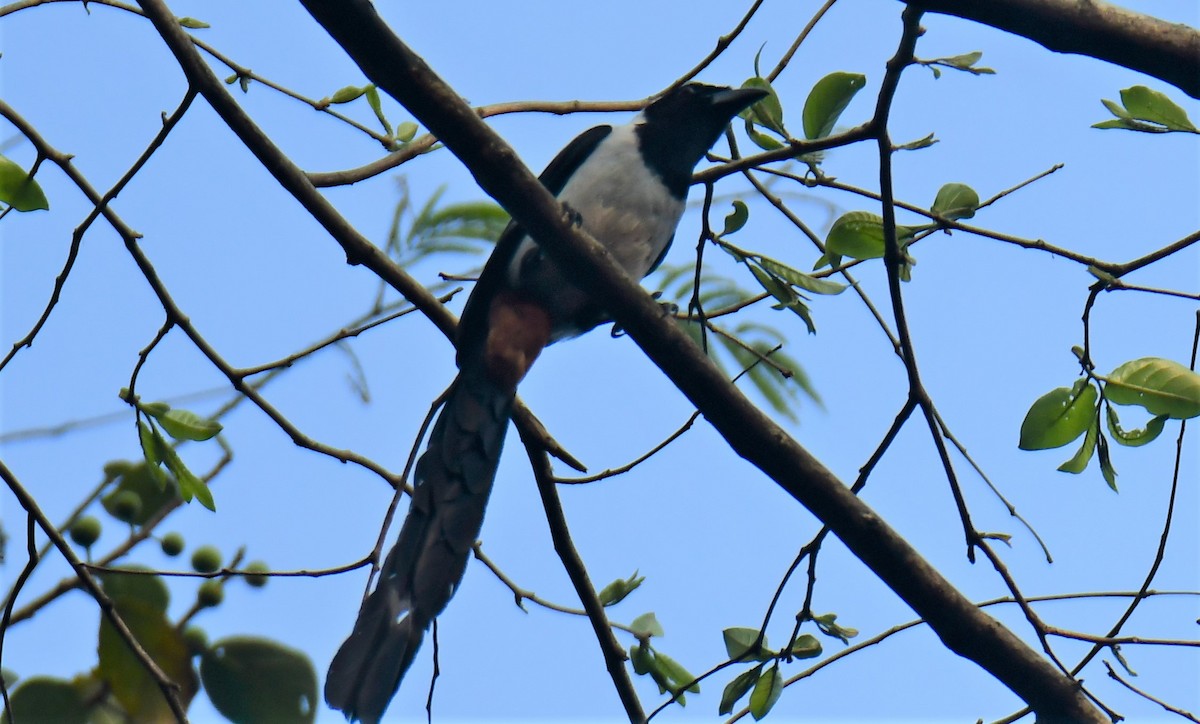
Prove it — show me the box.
[901,0,1200,98]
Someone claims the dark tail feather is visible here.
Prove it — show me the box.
[325,369,514,722]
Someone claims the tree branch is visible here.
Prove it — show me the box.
[0,460,187,720]
[902,0,1200,98]
[518,431,646,723]
[297,0,1104,719]
[132,0,584,479]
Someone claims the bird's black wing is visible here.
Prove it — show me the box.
[534,123,614,196]
[456,124,613,363]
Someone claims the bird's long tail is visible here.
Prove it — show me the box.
[324,367,514,723]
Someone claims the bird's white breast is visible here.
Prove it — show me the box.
[556,124,685,277]
[506,123,687,339]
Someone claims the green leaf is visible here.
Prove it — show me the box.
[0,154,49,212]
[943,51,981,68]
[653,651,700,694]
[825,211,886,260]
[783,633,822,659]
[137,420,164,468]
[160,444,216,512]
[722,200,750,236]
[721,239,845,297]
[930,182,980,221]
[630,643,653,675]
[328,84,368,105]
[746,263,794,305]
[812,251,842,271]
[1097,434,1119,491]
[1104,357,1200,419]
[802,72,866,140]
[1105,405,1168,447]
[363,85,392,137]
[630,612,664,638]
[152,408,222,442]
[745,264,817,333]
[101,462,180,526]
[417,200,509,236]
[98,598,198,719]
[928,51,995,76]
[1119,86,1198,132]
[140,401,170,417]
[1095,86,1199,134]
[1101,98,1131,119]
[1018,380,1099,450]
[100,566,170,614]
[1057,416,1099,473]
[177,16,210,29]
[200,637,317,724]
[723,627,773,662]
[756,256,845,296]
[739,77,786,136]
[814,612,858,643]
[639,651,680,702]
[1091,117,1165,133]
[744,119,784,151]
[895,132,938,151]
[1,677,90,724]
[598,571,645,607]
[394,121,418,144]
[749,663,783,720]
[719,666,762,716]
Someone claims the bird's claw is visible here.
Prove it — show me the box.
[609,293,677,337]
[561,202,584,228]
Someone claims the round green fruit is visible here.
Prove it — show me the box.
[110,491,142,524]
[190,545,222,574]
[197,580,224,608]
[69,517,102,548]
[242,560,269,588]
[160,532,185,557]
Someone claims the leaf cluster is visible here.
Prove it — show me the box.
[2,569,312,723]
[1019,356,1200,490]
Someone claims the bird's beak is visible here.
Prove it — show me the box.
[709,86,770,115]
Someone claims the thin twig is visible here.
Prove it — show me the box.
[471,544,638,635]
[670,0,765,88]
[82,557,372,580]
[1072,311,1199,673]
[0,514,37,715]
[1104,660,1200,722]
[725,590,1200,723]
[0,90,196,374]
[237,291,459,377]
[557,412,699,485]
[758,398,917,646]
[308,99,642,188]
[766,0,840,82]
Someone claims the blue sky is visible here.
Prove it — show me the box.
[1,1,1197,721]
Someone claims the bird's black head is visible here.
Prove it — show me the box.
[636,82,769,198]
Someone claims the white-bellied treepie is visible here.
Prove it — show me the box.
[326,82,767,723]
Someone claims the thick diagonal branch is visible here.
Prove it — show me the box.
[297,0,1103,719]
[903,0,1200,98]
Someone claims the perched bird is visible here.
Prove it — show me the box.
[325,82,767,723]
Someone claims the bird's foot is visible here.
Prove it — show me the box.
[560,202,584,228]
[609,293,677,337]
